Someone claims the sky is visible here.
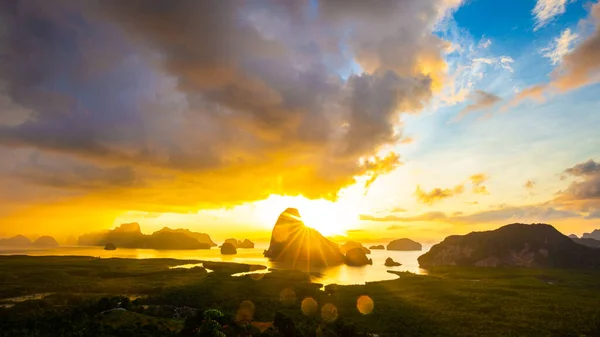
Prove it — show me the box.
[0,0,599,243]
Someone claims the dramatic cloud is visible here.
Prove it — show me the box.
[459,205,580,223]
[455,91,501,120]
[565,159,600,176]
[515,2,600,102]
[364,206,579,225]
[532,0,569,31]
[541,28,579,65]
[508,84,547,106]
[16,157,139,191]
[550,159,600,221]
[0,0,461,227]
[587,209,600,219]
[552,3,600,91]
[469,173,489,194]
[558,159,600,201]
[362,153,402,189]
[414,184,465,205]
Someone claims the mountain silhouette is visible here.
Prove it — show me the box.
[573,238,600,249]
[32,236,59,247]
[0,235,32,247]
[78,223,214,250]
[223,238,255,249]
[583,229,600,241]
[387,238,422,251]
[419,223,600,269]
[156,227,217,247]
[264,208,344,268]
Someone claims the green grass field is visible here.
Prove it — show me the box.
[1,256,600,336]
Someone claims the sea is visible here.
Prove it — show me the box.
[0,244,431,285]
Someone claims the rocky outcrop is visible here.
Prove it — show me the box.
[387,238,422,251]
[264,208,345,267]
[573,238,600,249]
[344,247,373,266]
[369,245,385,250]
[156,227,217,247]
[583,229,600,241]
[79,223,144,247]
[224,238,239,247]
[221,242,237,255]
[223,238,255,249]
[79,223,212,250]
[0,235,32,247]
[340,241,370,255]
[239,239,255,249]
[104,243,117,250]
[384,257,402,267]
[418,223,600,269]
[32,236,59,247]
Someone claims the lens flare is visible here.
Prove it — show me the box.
[320,303,339,323]
[301,297,318,316]
[356,295,374,315]
[279,288,297,306]
[235,300,255,324]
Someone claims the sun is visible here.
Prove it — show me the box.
[254,195,359,236]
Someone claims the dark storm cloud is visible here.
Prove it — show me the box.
[0,0,460,210]
[15,153,139,190]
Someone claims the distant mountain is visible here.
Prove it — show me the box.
[78,230,111,246]
[369,245,385,250]
[239,239,254,249]
[264,208,344,268]
[156,227,217,247]
[78,223,212,250]
[418,223,600,269]
[32,236,59,247]
[582,229,600,241]
[340,241,370,255]
[387,238,422,251]
[131,231,210,250]
[573,238,600,249]
[568,234,579,239]
[223,238,254,249]
[0,235,32,247]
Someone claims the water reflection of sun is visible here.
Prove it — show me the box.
[254,195,359,236]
